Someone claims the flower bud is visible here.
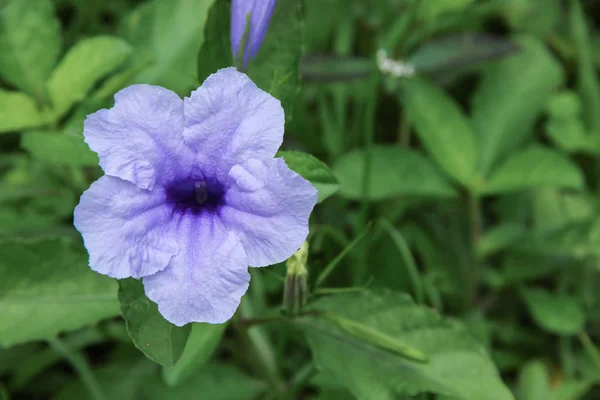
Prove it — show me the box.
[283,241,308,314]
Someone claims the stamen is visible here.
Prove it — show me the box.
[195,181,208,205]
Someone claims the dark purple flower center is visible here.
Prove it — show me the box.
[165,179,225,215]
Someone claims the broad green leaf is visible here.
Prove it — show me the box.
[0,89,50,133]
[278,151,339,203]
[162,322,226,386]
[47,36,132,117]
[569,0,600,134]
[544,91,599,154]
[21,131,98,167]
[247,0,303,118]
[503,0,561,38]
[472,36,564,174]
[118,279,191,367]
[122,0,215,94]
[145,363,265,400]
[302,290,514,400]
[482,146,584,195]
[333,145,457,200]
[0,0,61,98]
[517,361,551,400]
[196,0,232,83]
[476,224,525,259]
[521,288,585,335]
[550,379,598,400]
[400,77,478,186]
[0,238,120,347]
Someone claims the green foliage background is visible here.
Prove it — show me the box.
[1,0,600,399]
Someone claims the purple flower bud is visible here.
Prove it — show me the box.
[231,0,277,70]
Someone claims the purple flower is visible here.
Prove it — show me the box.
[231,0,277,70]
[74,68,317,326]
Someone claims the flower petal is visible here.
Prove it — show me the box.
[74,176,179,279]
[183,68,284,183]
[221,157,317,267]
[231,0,277,68]
[84,84,193,190]
[143,212,250,326]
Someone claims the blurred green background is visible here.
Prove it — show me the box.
[2,0,600,399]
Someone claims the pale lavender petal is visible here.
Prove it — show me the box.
[183,67,284,183]
[84,84,193,191]
[231,0,277,69]
[73,176,179,279]
[143,212,250,326]
[221,157,317,267]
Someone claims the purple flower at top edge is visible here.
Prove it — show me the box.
[73,67,317,326]
[231,0,277,70]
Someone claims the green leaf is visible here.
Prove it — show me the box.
[246,0,302,119]
[47,36,132,117]
[476,223,526,259]
[196,0,232,83]
[333,145,457,200]
[144,363,265,400]
[400,77,478,186]
[302,290,514,400]
[521,288,585,335]
[277,151,339,203]
[482,146,584,195]
[162,322,226,386]
[569,0,600,134]
[0,238,120,347]
[21,131,98,167]
[122,0,215,94]
[544,91,598,154]
[0,0,61,98]
[517,361,551,400]
[0,89,50,133]
[550,379,598,400]
[118,279,191,367]
[472,36,564,174]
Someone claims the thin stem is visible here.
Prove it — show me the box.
[578,332,600,376]
[283,362,316,400]
[47,337,107,400]
[315,222,372,288]
[356,73,380,284]
[237,298,285,396]
[237,314,286,329]
[379,219,424,304]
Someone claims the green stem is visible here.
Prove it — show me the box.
[238,298,285,396]
[356,73,380,284]
[47,337,107,400]
[283,362,316,400]
[379,219,424,304]
[578,332,600,376]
